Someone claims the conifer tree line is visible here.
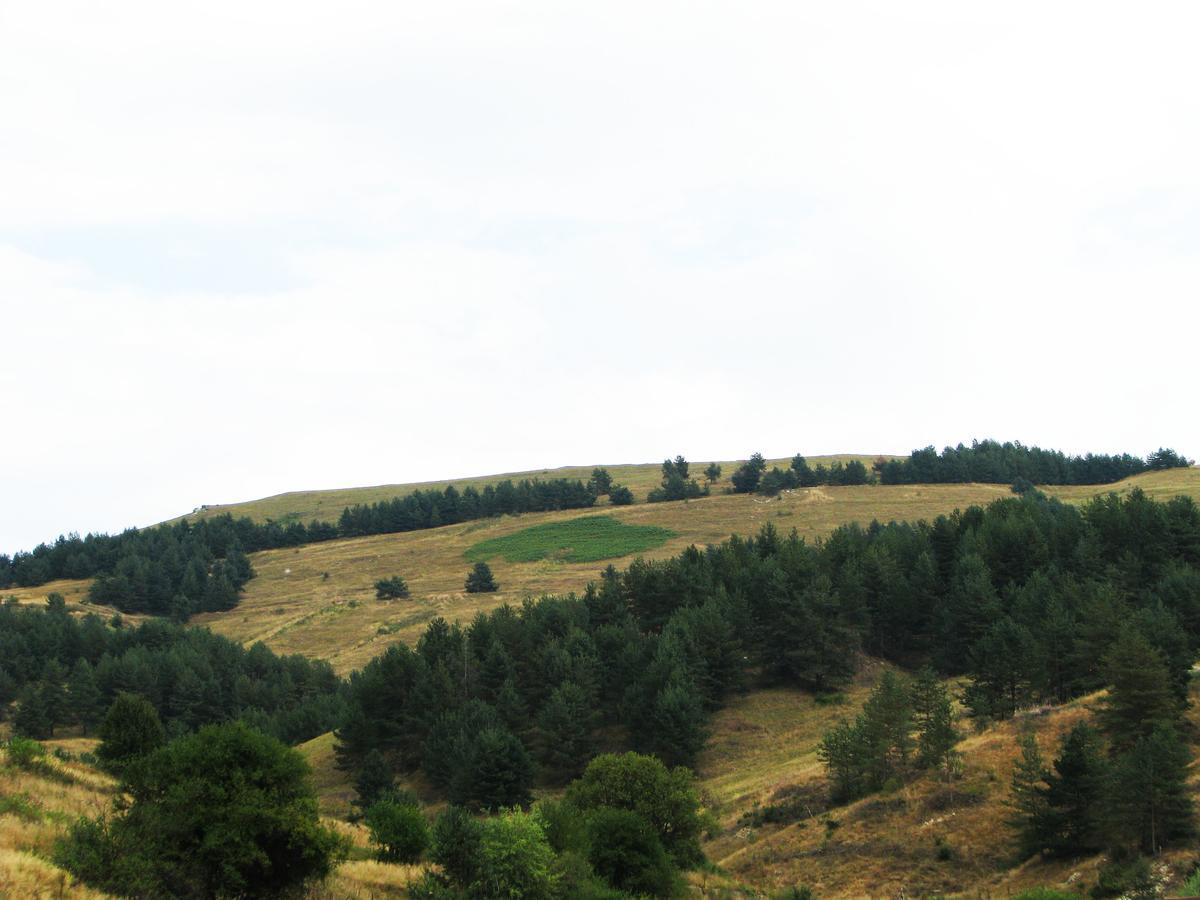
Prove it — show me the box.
[0,476,597,614]
[0,597,344,745]
[879,439,1191,486]
[335,487,1200,812]
[730,452,871,494]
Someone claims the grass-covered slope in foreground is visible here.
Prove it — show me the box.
[0,736,428,898]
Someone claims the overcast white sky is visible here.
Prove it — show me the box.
[2,2,1198,551]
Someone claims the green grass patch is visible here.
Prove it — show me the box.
[465,515,674,564]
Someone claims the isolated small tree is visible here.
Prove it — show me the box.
[704,463,722,485]
[730,453,767,493]
[465,562,498,594]
[589,468,613,495]
[365,798,429,862]
[608,484,635,506]
[374,576,411,600]
[96,692,166,774]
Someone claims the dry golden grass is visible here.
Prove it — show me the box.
[692,678,1200,899]
[0,739,117,899]
[183,468,1200,674]
[172,455,894,525]
[0,737,430,899]
[310,859,429,898]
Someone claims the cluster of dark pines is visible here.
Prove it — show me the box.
[879,440,1190,485]
[0,596,344,744]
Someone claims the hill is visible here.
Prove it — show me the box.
[7,467,1199,676]
[170,455,893,526]
[286,664,1200,898]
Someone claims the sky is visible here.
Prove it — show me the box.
[2,2,1199,551]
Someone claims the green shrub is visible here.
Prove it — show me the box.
[374,576,410,600]
[364,799,429,862]
[586,807,678,898]
[1012,890,1081,900]
[430,806,483,887]
[566,752,705,868]
[535,798,589,855]
[470,809,557,899]
[4,736,47,770]
[0,792,43,821]
[1093,853,1153,898]
[95,692,165,774]
[56,722,345,897]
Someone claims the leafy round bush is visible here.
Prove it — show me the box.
[586,807,676,897]
[365,799,429,862]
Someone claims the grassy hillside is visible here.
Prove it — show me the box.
[690,676,1200,897]
[172,455,893,525]
[8,467,1199,677]
[188,467,1200,674]
[289,667,1200,898]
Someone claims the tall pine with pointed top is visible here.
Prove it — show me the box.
[1098,628,1182,753]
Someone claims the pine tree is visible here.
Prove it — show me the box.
[465,562,498,594]
[645,672,708,768]
[910,667,957,771]
[354,748,396,813]
[67,660,104,734]
[39,660,68,736]
[1098,629,1182,753]
[1007,732,1051,859]
[450,726,534,811]
[964,617,1037,719]
[859,670,913,787]
[535,681,596,783]
[13,684,51,739]
[96,692,166,774]
[1106,723,1194,854]
[1041,723,1106,856]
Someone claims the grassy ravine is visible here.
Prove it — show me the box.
[464,515,674,564]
